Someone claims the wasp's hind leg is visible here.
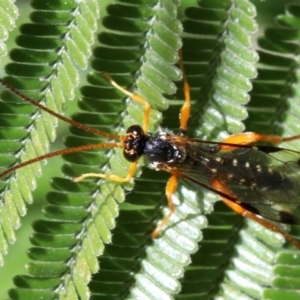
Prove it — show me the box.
[211,179,300,250]
[220,132,300,151]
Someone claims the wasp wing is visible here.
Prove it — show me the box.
[163,139,300,225]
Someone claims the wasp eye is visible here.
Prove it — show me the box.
[123,149,139,162]
[126,125,144,136]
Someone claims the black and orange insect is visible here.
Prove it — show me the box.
[1,53,300,249]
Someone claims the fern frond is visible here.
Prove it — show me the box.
[0,0,98,292]
[0,0,18,60]
[173,1,259,299]
[8,0,183,298]
[1,1,300,300]
[228,3,300,300]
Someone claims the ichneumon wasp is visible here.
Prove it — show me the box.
[1,51,300,250]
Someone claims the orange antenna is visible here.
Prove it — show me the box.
[0,75,151,183]
[0,78,123,141]
[0,142,123,180]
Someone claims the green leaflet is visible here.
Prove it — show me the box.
[1,1,300,300]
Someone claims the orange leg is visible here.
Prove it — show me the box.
[151,175,179,238]
[220,132,282,150]
[102,72,151,134]
[220,132,300,151]
[73,161,138,183]
[73,73,152,182]
[178,49,191,134]
[282,135,300,142]
[211,179,300,250]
